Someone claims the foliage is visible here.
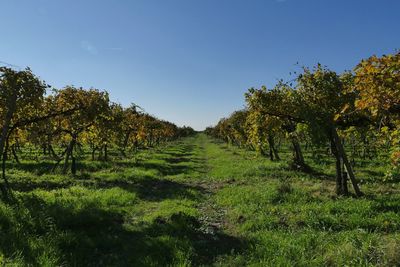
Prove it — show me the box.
[0,66,195,194]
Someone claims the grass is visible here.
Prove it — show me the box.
[0,134,399,266]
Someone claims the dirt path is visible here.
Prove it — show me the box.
[189,136,230,239]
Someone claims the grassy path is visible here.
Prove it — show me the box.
[1,134,400,266]
[151,134,400,266]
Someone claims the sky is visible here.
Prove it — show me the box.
[1,0,399,130]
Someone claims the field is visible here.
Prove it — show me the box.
[0,133,399,266]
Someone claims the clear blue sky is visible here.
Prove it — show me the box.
[1,0,399,130]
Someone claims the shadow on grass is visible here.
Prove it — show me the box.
[87,177,208,202]
[7,161,114,175]
[1,196,246,266]
[361,169,394,183]
[301,168,336,182]
[369,194,400,213]
[137,161,195,176]
[7,161,56,175]
[132,178,206,201]
[161,151,194,159]
[165,157,191,164]
[8,180,73,192]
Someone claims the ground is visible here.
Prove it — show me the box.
[0,134,399,266]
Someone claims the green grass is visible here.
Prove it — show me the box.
[0,134,399,266]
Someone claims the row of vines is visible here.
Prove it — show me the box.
[206,51,400,197]
[0,66,195,198]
